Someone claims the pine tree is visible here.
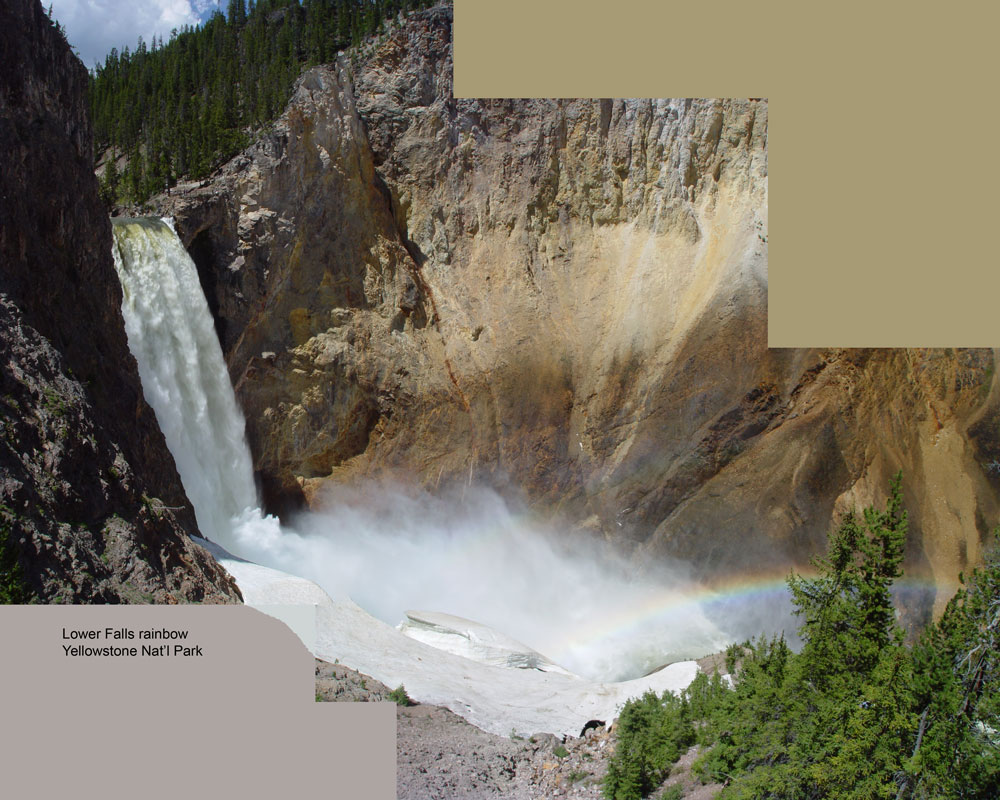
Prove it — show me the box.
[906,535,1000,798]
[98,157,120,209]
[603,476,997,799]
[695,475,914,800]
[789,472,907,689]
[603,690,694,800]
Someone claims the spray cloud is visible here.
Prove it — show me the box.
[112,217,798,684]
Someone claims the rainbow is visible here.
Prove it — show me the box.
[542,570,942,668]
[543,571,797,665]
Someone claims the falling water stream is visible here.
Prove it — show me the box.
[111,217,261,545]
[110,217,792,682]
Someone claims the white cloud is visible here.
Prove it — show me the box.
[48,0,221,69]
[191,0,221,14]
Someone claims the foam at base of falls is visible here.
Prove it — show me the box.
[110,216,789,685]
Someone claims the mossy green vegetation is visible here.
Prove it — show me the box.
[0,506,34,604]
[603,473,1000,799]
[569,769,590,784]
[388,684,413,706]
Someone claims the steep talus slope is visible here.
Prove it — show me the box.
[156,4,999,613]
[0,0,240,602]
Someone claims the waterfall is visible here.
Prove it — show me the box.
[110,217,262,547]
[108,216,753,683]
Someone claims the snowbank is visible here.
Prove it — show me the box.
[201,538,700,737]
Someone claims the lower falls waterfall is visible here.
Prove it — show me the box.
[111,217,262,545]
[109,216,790,690]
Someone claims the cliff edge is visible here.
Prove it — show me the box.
[155,4,999,615]
[0,0,240,602]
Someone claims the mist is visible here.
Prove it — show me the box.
[111,217,799,685]
[228,482,799,682]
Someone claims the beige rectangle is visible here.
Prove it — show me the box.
[455,0,1000,346]
[0,606,395,799]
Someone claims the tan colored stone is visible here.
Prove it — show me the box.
[151,5,998,616]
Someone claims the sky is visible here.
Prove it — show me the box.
[48,0,222,70]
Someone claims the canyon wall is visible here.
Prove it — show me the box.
[156,4,999,614]
[0,0,240,602]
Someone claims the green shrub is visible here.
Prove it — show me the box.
[388,684,414,706]
[697,474,914,799]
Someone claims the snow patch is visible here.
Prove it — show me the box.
[203,539,701,738]
[399,610,575,675]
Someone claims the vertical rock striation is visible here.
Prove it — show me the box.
[0,0,240,602]
[155,3,999,614]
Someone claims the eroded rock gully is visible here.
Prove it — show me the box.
[153,4,998,613]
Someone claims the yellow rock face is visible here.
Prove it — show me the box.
[155,7,997,617]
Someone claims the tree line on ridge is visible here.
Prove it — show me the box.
[88,0,435,206]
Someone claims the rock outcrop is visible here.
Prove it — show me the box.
[0,0,240,602]
[155,3,999,615]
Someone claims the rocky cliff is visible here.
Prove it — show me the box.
[0,0,240,602]
[155,4,999,615]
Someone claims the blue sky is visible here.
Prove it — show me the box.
[48,0,222,70]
